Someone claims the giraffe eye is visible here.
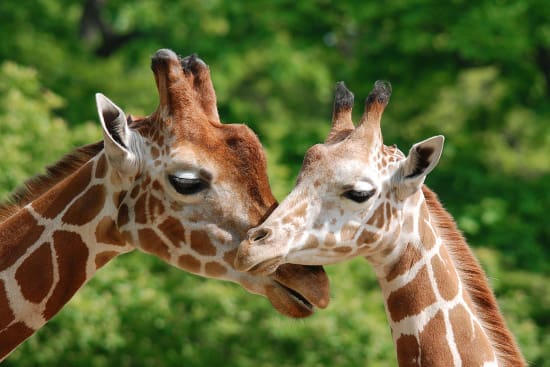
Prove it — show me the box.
[343,189,376,203]
[168,175,209,195]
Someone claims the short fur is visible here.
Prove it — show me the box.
[422,186,525,366]
[0,142,104,221]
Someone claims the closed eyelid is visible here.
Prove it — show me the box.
[342,179,376,192]
[170,167,213,182]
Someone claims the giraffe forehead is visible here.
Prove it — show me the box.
[302,141,381,176]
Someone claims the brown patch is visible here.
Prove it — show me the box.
[419,310,454,365]
[325,233,337,247]
[386,266,436,322]
[95,154,107,179]
[419,218,437,250]
[282,215,293,224]
[341,224,359,241]
[62,185,106,225]
[223,248,238,265]
[121,230,133,244]
[357,228,380,245]
[134,193,148,224]
[152,180,162,191]
[117,204,130,227]
[0,280,15,329]
[140,175,151,190]
[395,334,420,366]
[462,287,476,313]
[0,321,35,359]
[294,202,308,218]
[432,247,459,301]
[401,215,414,236]
[386,242,423,282]
[95,251,119,269]
[151,146,160,159]
[450,304,495,365]
[158,216,186,247]
[33,161,93,219]
[95,216,124,246]
[205,262,227,277]
[313,180,321,188]
[130,185,140,199]
[303,234,319,250]
[178,254,201,273]
[113,191,128,208]
[15,242,54,303]
[190,230,216,256]
[0,209,45,271]
[366,203,385,228]
[381,245,395,257]
[138,228,171,260]
[334,246,353,253]
[112,190,127,208]
[44,231,89,319]
[148,194,165,217]
[385,201,391,224]
[154,133,164,147]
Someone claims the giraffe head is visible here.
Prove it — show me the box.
[235,81,444,272]
[95,49,329,317]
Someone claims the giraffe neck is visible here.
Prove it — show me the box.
[0,152,132,360]
[370,187,524,366]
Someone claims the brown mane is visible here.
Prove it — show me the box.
[422,186,526,366]
[0,141,104,221]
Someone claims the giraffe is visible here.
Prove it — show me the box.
[0,49,330,361]
[236,81,525,366]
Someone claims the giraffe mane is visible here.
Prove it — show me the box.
[0,141,104,221]
[422,186,525,366]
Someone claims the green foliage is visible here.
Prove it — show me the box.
[1,0,548,365]
[0,61,101,198]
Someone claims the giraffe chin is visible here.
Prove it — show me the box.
[265,264,330,318]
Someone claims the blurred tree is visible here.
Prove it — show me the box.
[0,0,548,365]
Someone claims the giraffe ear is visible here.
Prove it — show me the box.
[95,93,139,175]
[395,135,444,199]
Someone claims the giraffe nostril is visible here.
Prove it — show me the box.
[248,227,272,243]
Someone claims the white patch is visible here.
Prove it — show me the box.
[172,171,201,180]
[353,180,376,192]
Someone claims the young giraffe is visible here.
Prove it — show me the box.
[0,49,329,361]
[236,81,525,366]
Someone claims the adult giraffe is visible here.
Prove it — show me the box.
[0,49,329,361]
[236,81,525,366]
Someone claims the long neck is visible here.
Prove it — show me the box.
[373,187,524,367]
[0,153,132,360]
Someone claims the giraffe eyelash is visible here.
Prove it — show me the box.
[342,189,376,203]
[168,175,209,195]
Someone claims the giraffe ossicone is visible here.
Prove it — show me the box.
[0,49,330,361]
[236,81,525,366]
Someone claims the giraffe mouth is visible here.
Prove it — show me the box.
[265,264,330,318]
[274,280,314,312]
[247,256,284,275]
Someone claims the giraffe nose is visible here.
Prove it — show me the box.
[247,227,273,243]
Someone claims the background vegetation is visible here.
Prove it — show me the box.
[1,0,548,365]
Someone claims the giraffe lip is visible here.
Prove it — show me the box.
[274,280,314,312]
[247,256,284,275]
